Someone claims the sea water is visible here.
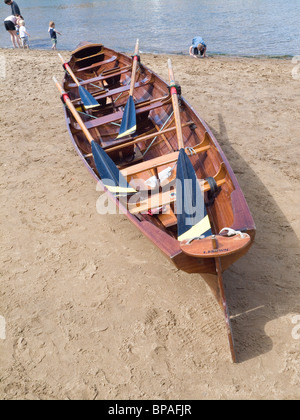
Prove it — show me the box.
[0,0,299,56]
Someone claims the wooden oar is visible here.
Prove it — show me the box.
[168,60,237,362]
[53,77,135,197]
[167,59,212,241]
[58,53,99,110]
[117,39,139,139]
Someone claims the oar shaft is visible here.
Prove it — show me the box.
[168,59,184,149]
[58,53,80,87]
[129,39,139,97]
[53,77,93,144]
[106,121,192,153]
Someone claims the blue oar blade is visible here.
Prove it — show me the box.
[78,85,99,110]
[91,141,136,196]
[117,96,136,139]
[176,149,212,241]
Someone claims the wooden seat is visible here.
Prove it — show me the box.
[74,50,104,63]
[157,206,177,228]
[71,75,154,111]
[128,163,227,215]
[93,74,154,101]
[76,55,118,73]
[75,91,169,131]
[121,133,211,178]
[70,64,132,87]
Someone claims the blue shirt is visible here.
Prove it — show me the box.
[192,36,206,48]
[49,28,57,39]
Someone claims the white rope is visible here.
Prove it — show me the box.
[185,146,196,155]
[185,235,206,244]
[184,228,247,245]
[219,227,247,238]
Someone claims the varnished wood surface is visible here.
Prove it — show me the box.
[62,42,256,275]
[180,233,251,258]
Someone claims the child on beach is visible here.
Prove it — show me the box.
[15,14,23,40]
[189,36,207,58]
[19,19,30,49]
[48,21,62,50]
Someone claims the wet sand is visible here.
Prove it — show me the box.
[0,48,299,400]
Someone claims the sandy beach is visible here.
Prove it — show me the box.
[0,48,299,400]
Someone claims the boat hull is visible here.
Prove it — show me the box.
[59,42,256,361]
[62,42,255,276]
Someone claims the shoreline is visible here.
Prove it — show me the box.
[0,46,294,61]
[0,48,299,400]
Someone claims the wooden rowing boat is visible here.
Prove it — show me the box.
[55,42,256,362]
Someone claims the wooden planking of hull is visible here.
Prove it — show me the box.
[56,41,256,362]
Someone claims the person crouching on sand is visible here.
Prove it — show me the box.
[48,21,62,50]
[189,36,207,58]
[19,19,30,49]
[3,14,20,48]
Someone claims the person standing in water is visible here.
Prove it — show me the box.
[19,19,30,49]
[3,14,20,48]
[48,21,62,50]
[4,0,21,16]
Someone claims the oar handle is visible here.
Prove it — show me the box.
[129,39,139,97]
[168,59,184,150]
[53,76,94,144]
[58,53,80,87]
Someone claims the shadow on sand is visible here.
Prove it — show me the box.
[209,114,300,363]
